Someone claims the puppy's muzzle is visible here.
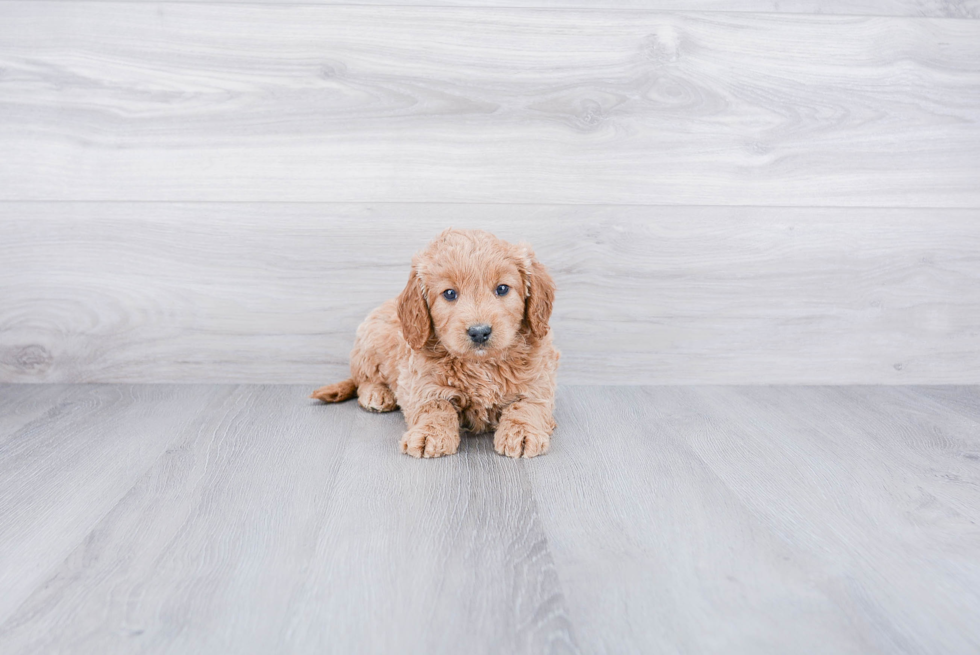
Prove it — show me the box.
[467,324,492,345]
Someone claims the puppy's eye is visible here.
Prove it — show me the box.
[495,284,510,297]
[442,289,457,301]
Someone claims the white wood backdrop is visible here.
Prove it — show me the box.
[2,204,978,384]
[2,6,979,206]
[4,1,974,16]
[1,2,978,384]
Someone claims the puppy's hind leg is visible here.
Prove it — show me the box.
[357,382,398,413]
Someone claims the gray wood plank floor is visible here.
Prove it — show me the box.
[1,384,977,654]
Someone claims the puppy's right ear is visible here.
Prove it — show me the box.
[397,267,432,350]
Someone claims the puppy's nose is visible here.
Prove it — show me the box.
[467,324,492,345]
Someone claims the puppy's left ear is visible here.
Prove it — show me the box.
[521,251,556,341]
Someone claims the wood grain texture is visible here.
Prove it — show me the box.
[0,384,578,655]
[2,203,979,385]
[681,386,980,654]
[912,386,980,424]
[3,1,975,19]
[527,385,980,654]
[0,385,225,627]
[1,384,978,653]
[279,395,577,655]
[1,4,978,206]
[0,384,67,442]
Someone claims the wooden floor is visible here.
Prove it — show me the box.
[1,384,978,654]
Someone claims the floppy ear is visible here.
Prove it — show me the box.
[397,267,432,350]
[523,255,556,341]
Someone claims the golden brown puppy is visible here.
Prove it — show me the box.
[311,228,559,459]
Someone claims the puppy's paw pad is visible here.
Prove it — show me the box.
[400,426,459,459]
[357,384,397,413]
[494,424,550,459]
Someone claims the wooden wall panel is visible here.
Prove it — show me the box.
[3,1,975,17]
[2,203,978,384]
[2,3,977,384]
[1,5,978,206]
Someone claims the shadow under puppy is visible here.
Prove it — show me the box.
[312,228,559,458]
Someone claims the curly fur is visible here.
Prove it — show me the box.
[311,228,559,459]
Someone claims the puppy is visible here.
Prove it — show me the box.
[311,228,559,459]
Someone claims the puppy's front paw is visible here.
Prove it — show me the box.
[494,423,551,459]
[400,425,460,459]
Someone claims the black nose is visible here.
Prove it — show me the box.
[467,324,492,344]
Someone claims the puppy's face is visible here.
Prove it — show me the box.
[425,256,526,357]
[397,229,555,358]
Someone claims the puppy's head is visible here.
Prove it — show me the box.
[397,229,555,358]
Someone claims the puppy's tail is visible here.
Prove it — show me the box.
[310,378,357,403]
